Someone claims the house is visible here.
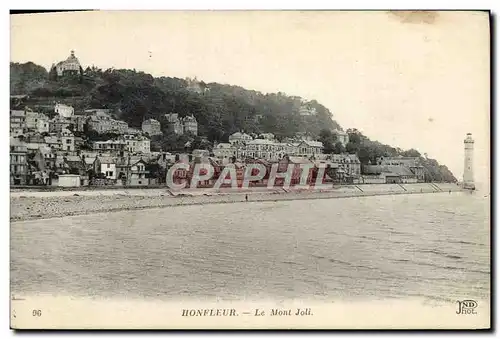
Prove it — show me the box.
[60,128,75,152]
[88,115,129,134]
[10,137,28,185]
[99,156,118,180]
[84,108,112,116]
[259,133,275,140]
[228,131,253,146]
[299,103,317,116]
[49,115,71,134]
[169,157,191,186]
[44,134,61,150]
[53,154,70,175]
[186,156,221,187]
[123,134,150,154]
[142,119,162,136]
[92,139,127,153]
[64,155,87,175]
[36,114,51,134]
[25,111,42,130]
[243,139,287,162]
[70,115,88,132]
[55,103,74,118]
[334,129,350,146]
[126,127,142,135]
[164,113,183,135]
[185,77,208,94]
[181,115,198,135]
[294,140,324,158]
[213,143,237,160]
[164,113,198,135]
[192,149,210,159]
[129,159,150,186]
[53,50,82,77]
[328,154,361,181]
[377,156,425,182]
[362,165,418,184]
[10,110,26,131]
[33,146,56,172]
[84,156,101,177]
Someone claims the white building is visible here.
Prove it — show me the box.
[129,159,149,186]
[10,110,26,132]
[92,140,127,153]
[329,154,361,178]
[228,131,253,146]
[60,128,75,152]
[44,134,61,150]
[54,50,81,77]
[213,143,237,160]
[55,103,74,118]
[164,113,198,135]
[463,133,475,190]
[142,119,162,136]
[294,140,324,158]
[334,129,350,146]
[182,115,198,135]
[243,139,288,161]
[124,135,150,154]
[87,115,129,134]
[25,111,41,130]
[36,115,50,134]
[100,157,117,180]
[299,104,317,116]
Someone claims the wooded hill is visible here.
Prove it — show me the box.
[10,61,458,182]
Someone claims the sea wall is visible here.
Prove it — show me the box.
[10,183,466,222]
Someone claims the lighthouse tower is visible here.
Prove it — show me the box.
[463,133,475,190]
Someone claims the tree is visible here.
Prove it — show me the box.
[345,142,359,154]
[319,129,335,154]
[48,66,58,81]
[332,141,346,154]
[401,148,421,157]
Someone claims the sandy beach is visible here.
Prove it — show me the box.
[10,183,463,222]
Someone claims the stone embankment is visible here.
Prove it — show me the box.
[10,183,464,222]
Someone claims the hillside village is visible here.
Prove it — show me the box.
[10,51,453,188]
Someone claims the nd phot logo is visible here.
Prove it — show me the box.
[456,300,478,315]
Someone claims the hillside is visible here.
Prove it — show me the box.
[10,61,457,182]
[11,63,341,142]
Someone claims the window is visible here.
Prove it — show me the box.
[107,164,110,168]
[66,139,71,144]
[109,171,113,177]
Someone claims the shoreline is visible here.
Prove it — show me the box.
[11,183,466,222]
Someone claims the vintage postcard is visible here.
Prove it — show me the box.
[9,10,490,330]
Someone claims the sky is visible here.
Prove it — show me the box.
[10,10,490,184]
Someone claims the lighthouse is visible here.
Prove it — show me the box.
[463,133,475,190]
